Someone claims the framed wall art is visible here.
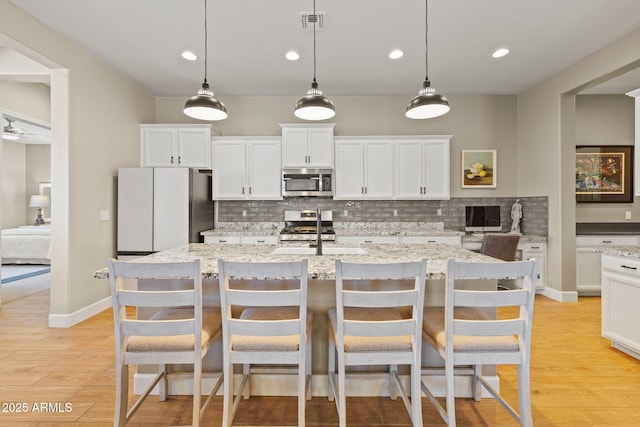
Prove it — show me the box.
[576,145,633,203]
[462,149,496,188]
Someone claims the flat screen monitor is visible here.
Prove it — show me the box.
[465,206,501,232]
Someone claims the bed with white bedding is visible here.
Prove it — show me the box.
[1,225,51,264]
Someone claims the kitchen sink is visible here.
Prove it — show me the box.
[272,247,368,255]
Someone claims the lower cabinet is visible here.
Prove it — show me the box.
[601,254,640,360]
[576,235,639,295]
[462,239,546,289]
[400,235,461,247]
[204,235,278,244]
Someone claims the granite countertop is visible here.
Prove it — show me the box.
[598,246,640,259]
[95,242,498,281]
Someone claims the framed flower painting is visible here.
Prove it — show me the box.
[576,145,633,203]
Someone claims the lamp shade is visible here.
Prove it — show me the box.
[405,87,450,119]
[184,83,228,121]
[29,195,50,208]
[294,89,336,121]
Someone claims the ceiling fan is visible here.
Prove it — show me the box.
[2,116,51,143]
[3,117,24,140]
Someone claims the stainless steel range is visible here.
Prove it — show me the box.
[279,210,335,242]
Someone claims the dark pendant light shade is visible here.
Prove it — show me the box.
[405,81,449,119]
[294,81,335,121]
[295,0,335,121]
[184,81,228,121]
[184,0,227,121]
[405,0,449,119]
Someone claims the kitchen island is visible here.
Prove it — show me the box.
[95,242,502,397]
[598,247,640,360]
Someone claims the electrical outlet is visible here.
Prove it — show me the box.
[242,210,247,217]
[393,209,398,216]
[100,210,110,221]
[343,209,348,217]
[437,208,442,216]
[626,210,632,220]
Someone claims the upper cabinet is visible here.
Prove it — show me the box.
[212,137,282,200]
[140,124,211,168]
[395,136,451,200]
[280,123,335,168]
[334,137,394,200]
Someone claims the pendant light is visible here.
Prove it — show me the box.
[405,0,450,119]
[294,0,335,121]
[184,0,227,121]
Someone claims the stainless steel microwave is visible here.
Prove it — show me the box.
[282,168,333,197]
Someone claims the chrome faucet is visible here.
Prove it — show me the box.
[316,208,323,256]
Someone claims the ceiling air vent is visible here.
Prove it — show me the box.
[299,12,325,31]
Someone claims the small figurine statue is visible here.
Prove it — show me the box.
[510,199,522,234]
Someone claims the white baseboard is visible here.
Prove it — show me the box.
[133,372,499,399]
[48,296,111,328]
[538,286,578,302]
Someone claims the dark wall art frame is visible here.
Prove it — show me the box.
[576,145,634,203]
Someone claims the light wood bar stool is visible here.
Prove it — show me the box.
[328,259,427,427]
[217,259,311,427]
[107,258,223,427]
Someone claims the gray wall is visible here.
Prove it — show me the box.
[575,94,638,223]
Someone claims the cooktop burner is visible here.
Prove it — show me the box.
[279,210,336,242]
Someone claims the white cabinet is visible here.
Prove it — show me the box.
[395,137,451,200]
[576,235,639,294]
[601,253,640,359]
[400,235,461,247]
[522,242,546,290]
[336,235,400,245]
[280,123,334,167]
[204,235,278,244]
[462,238,547,289]
[334,138,394,200]
[140,124,211,168]
[212,137,281,200]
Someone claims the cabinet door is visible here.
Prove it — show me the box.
[177,127,211,168]
[395,140,423,198]
[153,168,189,251]
[141,127,176,167]
[282,128,309,167]
[423,140,450,199]
[363,140,393,199]
[213,140,247,199]
[247,140,282,199]
[307,127,333,167]
[334,141,365,199]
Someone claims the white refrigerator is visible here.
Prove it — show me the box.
[117,167,213,258]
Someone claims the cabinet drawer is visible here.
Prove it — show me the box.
[204,236,241,244]
[576,235,639,247]
[401,235,461,247]
[336,236,399,244]
[602,254,640,279]
[523,242,545,253]
[241,236,278,244]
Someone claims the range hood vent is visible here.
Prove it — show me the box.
[300,12,325,31]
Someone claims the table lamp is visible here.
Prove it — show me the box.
[29,194,50,226]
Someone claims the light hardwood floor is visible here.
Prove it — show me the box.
[0,290,639,426]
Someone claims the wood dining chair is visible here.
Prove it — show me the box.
[107,258,223,427]
[217,259,311,427]
[421,258,538,427]
[328,259,427,427]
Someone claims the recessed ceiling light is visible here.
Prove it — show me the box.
[492,48,510,58]
[182,50,198,61]
[389,49,404,59]
[285,50,300,61]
